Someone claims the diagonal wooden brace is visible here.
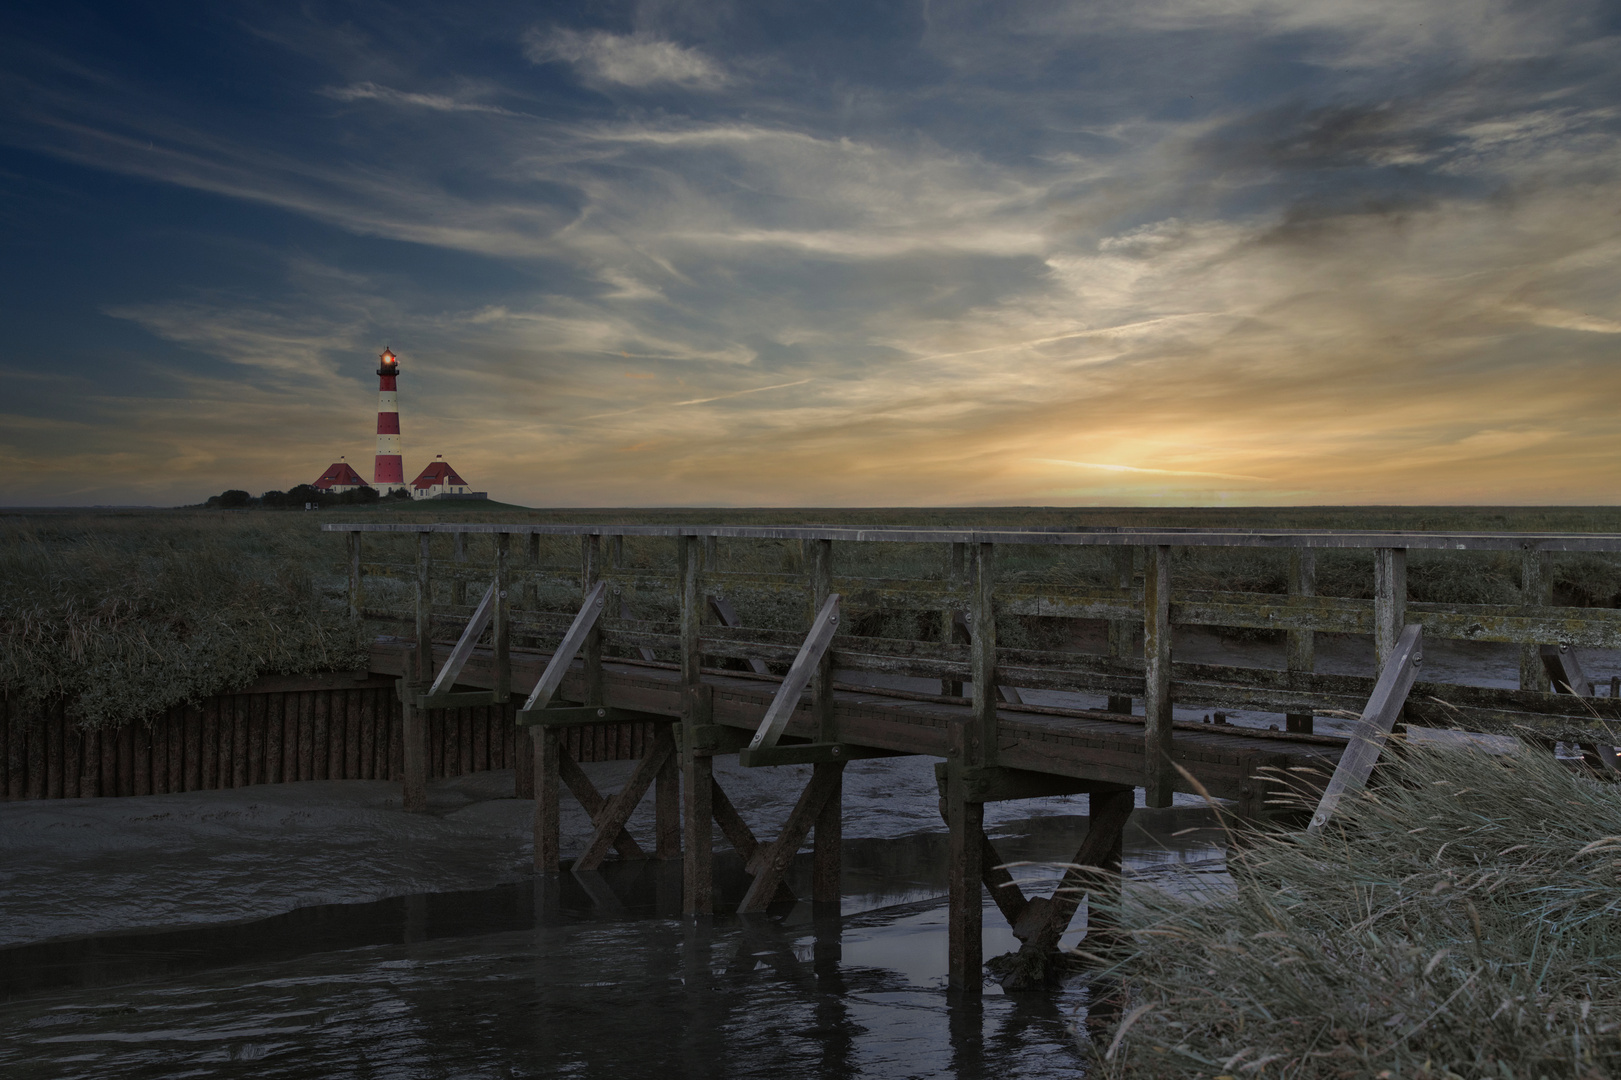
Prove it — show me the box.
[712,777,797,905]
[520,580,609,715]
[748,593,841,750]
[573,725,676,871]
[980,831,1030,932]
[426,580,497,698]
[737,763,843,912]
[1310,623,1423,832]
[1021,786,1134,953]
[558,747,645,861]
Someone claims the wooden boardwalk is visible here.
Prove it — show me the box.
[335,522,1621,992]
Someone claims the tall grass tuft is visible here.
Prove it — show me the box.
[1092,743,1621,1078]
[0,513,367,727]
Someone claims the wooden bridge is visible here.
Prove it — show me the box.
[328,522,1621,991]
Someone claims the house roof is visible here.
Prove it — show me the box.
[411,460,469,489]
[312,461,369,489]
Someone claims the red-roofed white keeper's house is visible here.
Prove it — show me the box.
[312,460,371,493]
[411,456,485,500]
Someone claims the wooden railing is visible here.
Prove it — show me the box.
[328,523,1621,805]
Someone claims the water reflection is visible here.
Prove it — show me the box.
[0,807,1226,1079]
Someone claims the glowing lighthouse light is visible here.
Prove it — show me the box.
[373,348,406,494]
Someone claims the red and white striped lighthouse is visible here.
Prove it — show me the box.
[373,348,405,494]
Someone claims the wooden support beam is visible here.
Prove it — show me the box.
[494,533,510,702]
[418,690,496,710]
[712,776,758,858]
[517,580,609,716]
[1107,546,1135,714]
[934,762,1105,803]
[524,533,540,611]
[812,760,843,904]
[1521,549,1552,693]
[1143,544,1173,808]
[1541,643,1593,697]
[558,745,647,861]
[739,741,907,767]
[945,722,984,993]
[426,581,497,699]
[1286,548,1316,734]
[533,726,560,871]
[970,542,998,766]
[655,732,681,859]
[400,678,427,814]
[747,593,842,751]
[517,705,665,727]
[736,763,843,912]
[1023,786,1133,954]
[1374,548,1407,671]
[574,725,676,870]
[1310,623,1423,832]
[979,831,1029,932]
[681,684,715,915]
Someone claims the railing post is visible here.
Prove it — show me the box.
[452,531,468,607]
[1521,548,1552,692]
[415,530,434,685]
[807,537,842,904]
[941,542,967,697]
[1286,548,1316,733]
[347,530,363,620]
[677,534,714,914]
[970,542,997,766]
[582,534,603,706]
[494,533,510,703]
[524,533,540,612]
[1374,548,1407,671]
[1143,544,1173,808]
[1107,546,1135,714]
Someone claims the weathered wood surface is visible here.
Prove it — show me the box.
[333,522,1621,553]
[1,675,643,802]
[370,639,1343,803]
[1309,624,1423,832]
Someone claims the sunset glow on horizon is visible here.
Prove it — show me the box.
[3,2,1620,507]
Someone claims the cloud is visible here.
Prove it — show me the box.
[321,82,519,115]
[523,29,727,89]
[1032,459,1272,483]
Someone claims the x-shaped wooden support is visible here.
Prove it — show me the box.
[572,724,678,871]
[735,762,845,913]
[984,785,1134,954]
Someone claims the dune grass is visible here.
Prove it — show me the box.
[1090,743,1621,1079]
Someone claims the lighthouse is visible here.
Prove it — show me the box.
[373,348,406,494]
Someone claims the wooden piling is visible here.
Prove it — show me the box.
[533,726,561,871]
[248,694,266,786]
[298,691,315,781]
[101,723,119,797]
[184,706,202,791]
[312,692,330,782]
[970,543,998,766]
[945,722,984,993]
[64,711,82,799]
[1143,544,1174,808]
[168,708,185,791]
[346,692,362,780]
[679,535,715,915]
[402,689,427,811]
[147,714,165,795]
[118,723,134,796]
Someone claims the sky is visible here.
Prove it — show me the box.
[3,1,1621,508]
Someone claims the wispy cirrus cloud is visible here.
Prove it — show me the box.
[523,28,728,89]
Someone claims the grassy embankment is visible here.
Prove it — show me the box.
[1094,743,1621,1079]
[6,504,1621,729]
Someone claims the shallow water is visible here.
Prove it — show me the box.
[0,808,1223,1079]
[3,630,1576,1078]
